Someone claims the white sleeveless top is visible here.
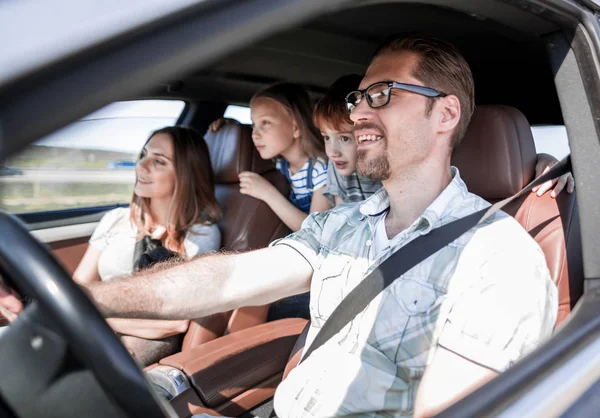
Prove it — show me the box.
[89,208,221,281]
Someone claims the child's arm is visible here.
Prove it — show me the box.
[532,153,574,198]
[310,187,333,212]
[239,171,308,232]
[334,196,344,206]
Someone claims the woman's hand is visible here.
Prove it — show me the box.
[532,153,574,198]
[239,171,277,202]
[208,118,239,133]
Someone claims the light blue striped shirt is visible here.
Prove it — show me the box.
[276,158,328,199]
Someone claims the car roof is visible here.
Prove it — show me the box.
[174,2,563,125]
[0,0,203,87]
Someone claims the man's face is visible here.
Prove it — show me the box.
[350,51,437,181]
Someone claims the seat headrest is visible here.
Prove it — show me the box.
[204,123,275,184]
[451,105,537,200]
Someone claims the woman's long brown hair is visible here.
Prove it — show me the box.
[251,82,326,161]
[130,126,222,256]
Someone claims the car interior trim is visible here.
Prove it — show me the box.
[30,222,98,244]
[546,27,600,284]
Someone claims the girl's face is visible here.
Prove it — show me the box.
[322,123,357,176]
[134,133,177,200]
[250,97,298,159]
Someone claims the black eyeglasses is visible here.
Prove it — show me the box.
[345,81,447,113]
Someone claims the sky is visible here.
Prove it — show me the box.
[36,99,570,159]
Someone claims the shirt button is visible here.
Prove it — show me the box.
[366,240,372,246]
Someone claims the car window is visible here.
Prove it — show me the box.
[0,100,185,215]
[531,125,571,160]
[224,105,252,125]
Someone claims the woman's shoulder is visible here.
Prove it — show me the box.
[97,207,132,232]
[104,206,130,220]
[184,222,222,257]
[90,207,133,250]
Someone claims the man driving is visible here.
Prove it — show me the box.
[0,34,557,418]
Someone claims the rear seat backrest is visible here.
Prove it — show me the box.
[452,105,583,326]
[181,123,290,351]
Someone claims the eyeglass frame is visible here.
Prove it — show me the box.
[345,81,447,113]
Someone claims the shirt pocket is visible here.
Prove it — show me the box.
[311,247,353,321]
[391,278,439,368]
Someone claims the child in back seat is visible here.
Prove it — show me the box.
[209,82,331,321]
[313,74,383,206]
[210,82,331,229]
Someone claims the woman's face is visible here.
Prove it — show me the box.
[134,133,177,200]
[250,97,297,159]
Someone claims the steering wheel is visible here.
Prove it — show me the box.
[0,211,171,417]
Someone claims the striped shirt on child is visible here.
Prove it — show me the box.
[276,158,328,200]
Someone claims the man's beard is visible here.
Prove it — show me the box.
[357,148,391,181]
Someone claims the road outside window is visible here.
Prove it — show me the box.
[0,100,185,214]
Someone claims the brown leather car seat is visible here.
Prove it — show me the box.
[181,122,291,351]
[452,105,583,326]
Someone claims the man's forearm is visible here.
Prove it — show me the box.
[87,253,237,319]
[86,247,312,320]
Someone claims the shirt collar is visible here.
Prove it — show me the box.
[359,167,469,233]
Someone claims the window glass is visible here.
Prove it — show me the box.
[224,105,252,125]
[0,100,185,214]
[531,125,570,160]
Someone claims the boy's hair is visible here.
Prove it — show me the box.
[251,82,326,160]
[313,74,362,132]
[372,33,474,149]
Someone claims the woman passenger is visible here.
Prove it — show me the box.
[73,126,222,365]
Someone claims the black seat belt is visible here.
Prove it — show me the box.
[301,156,572,363]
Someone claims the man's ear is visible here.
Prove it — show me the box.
[437,95,461,135]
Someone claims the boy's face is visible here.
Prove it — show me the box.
[321,123,357,176]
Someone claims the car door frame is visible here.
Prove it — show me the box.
[1,0,600,416]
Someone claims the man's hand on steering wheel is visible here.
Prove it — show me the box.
[0,281,23,323]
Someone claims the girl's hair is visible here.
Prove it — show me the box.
[130,126,222,256]
[251,82,326,160]
[313,74,362,131]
